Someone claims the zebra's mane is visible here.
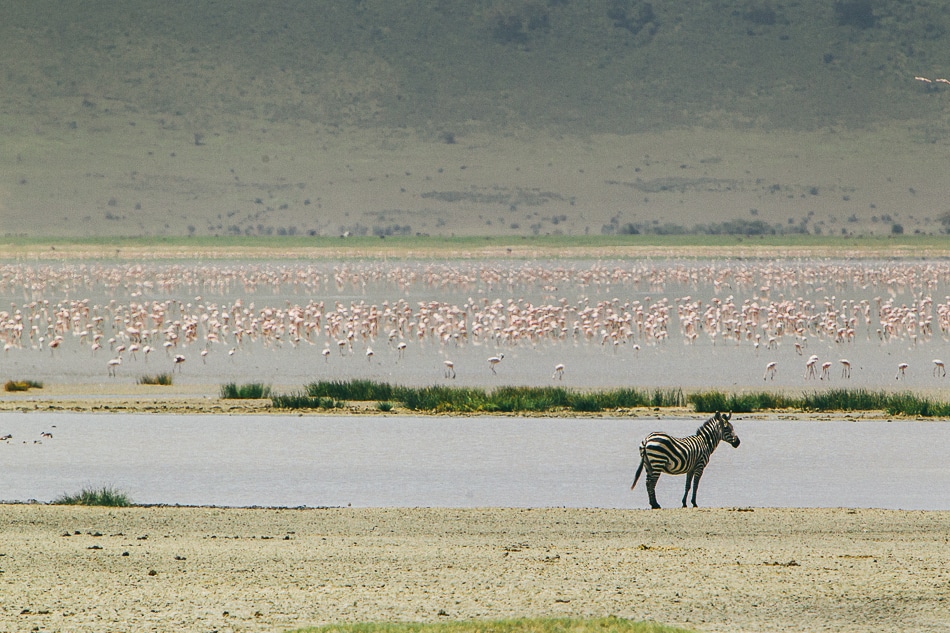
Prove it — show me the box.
[695,414,724,441]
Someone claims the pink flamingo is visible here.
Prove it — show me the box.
[839,359,851,379]
[553,363,565,380]
[444,360,456,378]
[933,359,946,377]
[896,363,908,380]
[764,361,777,380]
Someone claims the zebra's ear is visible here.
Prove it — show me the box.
[723,411,732,421]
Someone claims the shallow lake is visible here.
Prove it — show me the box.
[3,258,950,391]
[2,413,948,510]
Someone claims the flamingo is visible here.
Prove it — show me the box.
[488,353,505,374]
[444,360,456,378]
[366,347,374,362]
[174,354,186,372]
[553,363,565,380]
[896,362,908,380]
[839,359,851,379]
[820,361,832,380]
[933,359,946,377]
[107,356,122,377]
[764,361,777,380]
[322,347,330,362]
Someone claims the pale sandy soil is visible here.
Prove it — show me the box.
[1,506,948,633]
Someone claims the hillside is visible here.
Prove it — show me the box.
[2,0,950,238]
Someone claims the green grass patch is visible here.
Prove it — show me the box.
[138,373,173,386]
[271,392,343,409]
[220,382,272,399]
[52,485,133,507]
[881,392,950,417]
[273,381,950,416]
[307,379,396,402]
[800,388,889,412]
[689,390,797,413]
[290,617,695,633]
[273,381,684,414]
[690,388,950,417]
[3,379,43,392]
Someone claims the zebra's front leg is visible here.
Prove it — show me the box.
[688,469,704,507]
[646,473,662,509]
[681,472,694,507]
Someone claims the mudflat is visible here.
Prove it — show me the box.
[1,505,947,633]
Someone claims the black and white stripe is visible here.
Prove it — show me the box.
[631,411,740,509]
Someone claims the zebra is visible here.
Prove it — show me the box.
[631,411,740,509]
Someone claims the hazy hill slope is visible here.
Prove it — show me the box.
[2,1,950,238]
[5,0,950,132]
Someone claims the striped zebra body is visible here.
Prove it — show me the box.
[631,411,740,509]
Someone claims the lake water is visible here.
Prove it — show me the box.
[2,412,948,510]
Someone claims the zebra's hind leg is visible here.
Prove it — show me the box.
[646,473,662,509]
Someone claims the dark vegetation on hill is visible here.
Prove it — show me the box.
[4,0,950,135]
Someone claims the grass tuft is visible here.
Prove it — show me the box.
[138,373,173,386]
[52,485,133,507]
[4,379,44,392]
[220,382,272,399]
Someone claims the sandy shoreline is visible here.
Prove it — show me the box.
[0,383,910,419]
[1,506,947,633]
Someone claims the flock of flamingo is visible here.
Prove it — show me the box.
[1,259,949,388]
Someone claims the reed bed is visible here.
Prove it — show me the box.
[268,381,950,416]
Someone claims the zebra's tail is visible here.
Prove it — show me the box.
[631,457,645,490]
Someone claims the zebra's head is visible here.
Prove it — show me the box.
[716,411,740,447]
